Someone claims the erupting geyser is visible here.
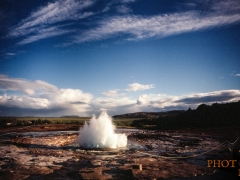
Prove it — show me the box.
[78,111,127,149]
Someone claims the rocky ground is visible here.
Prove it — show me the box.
[0,125,240,179]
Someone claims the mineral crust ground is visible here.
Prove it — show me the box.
[0,125,240,180]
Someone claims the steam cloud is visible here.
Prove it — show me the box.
[78,111,127,148]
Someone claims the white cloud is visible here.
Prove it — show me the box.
[102,82,155,98]
[101,83,154,99]
[136,94,179,108]
[135,90,240,111]
[0,75,93,116]
[59,89,92,104]
[234,74,240,76]
[92,97,135,108]
[0,94,50,109]
[102,89,119,97]
[0,75,240,116]
[126,83,154,92]
[91,89,240,116]
[0,74,58,95]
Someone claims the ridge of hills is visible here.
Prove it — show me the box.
[112,110,184,119]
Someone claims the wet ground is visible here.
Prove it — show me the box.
[0,125,240,179]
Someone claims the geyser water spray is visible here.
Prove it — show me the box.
[78,111,127,148]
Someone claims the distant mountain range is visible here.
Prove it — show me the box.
[112,110,184,119]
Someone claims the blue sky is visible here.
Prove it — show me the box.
[0,0,240,116]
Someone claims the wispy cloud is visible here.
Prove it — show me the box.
[116,5,132,14]
[74,0,240,43]
[6,52,16,56]
[234,74,240,76]
[6,0,240,46]
[10,0,94,34]
[211,0,240,13]
[18,25,75,45]
[122,0,135,3]
[8,0,95,44]
[102,0,135,13]
[18,26,74,45]
[76,12,240,43]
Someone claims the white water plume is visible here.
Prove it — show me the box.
[78,111,127,148]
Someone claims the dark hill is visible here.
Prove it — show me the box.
[131,101,240,130]
[113,110,184,119]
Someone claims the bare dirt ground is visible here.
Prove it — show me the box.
[0,125,240,180]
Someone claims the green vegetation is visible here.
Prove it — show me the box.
[112,118,144,127]
[0,116,91,127]
[0,116,143,128]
